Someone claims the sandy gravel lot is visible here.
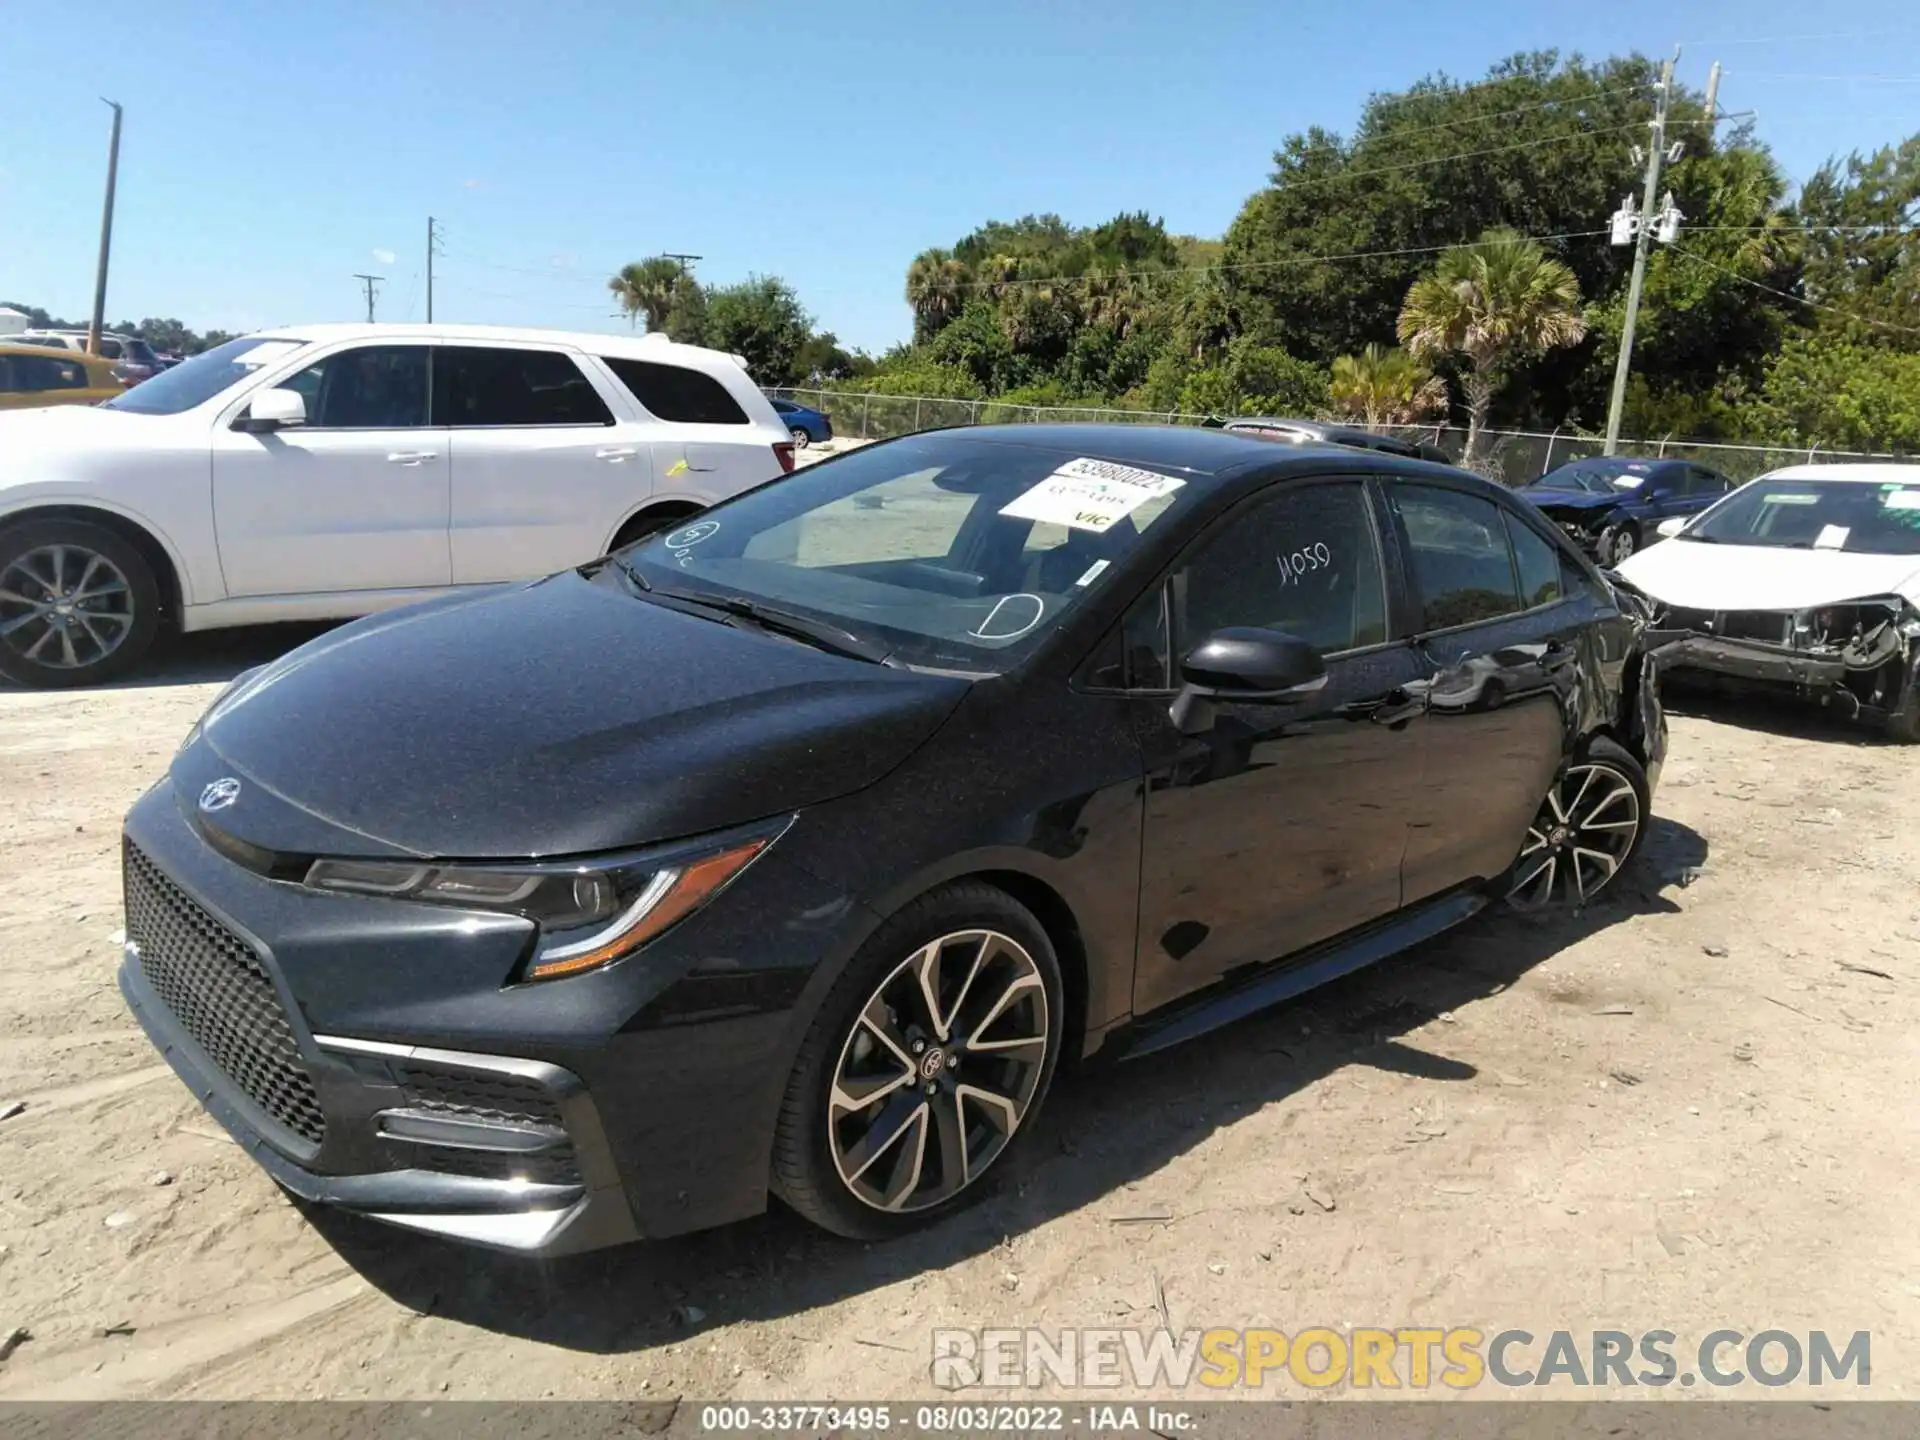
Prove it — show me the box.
[0,626,1915,1404]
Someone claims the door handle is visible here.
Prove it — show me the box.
[595,446,639,462]
[386,450,437,465]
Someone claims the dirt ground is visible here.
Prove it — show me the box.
[1,628,1916,1404]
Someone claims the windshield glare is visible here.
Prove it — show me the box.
[623,435,1194,671]
[1684,478,1920,555]
[102,335,308,415]
[1539,461,1649,492]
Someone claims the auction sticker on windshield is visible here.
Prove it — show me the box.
[1000,457,1185,533]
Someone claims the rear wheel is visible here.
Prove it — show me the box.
[0,520,160,688]
[772,882,1063,1239]
[1506,736,1649,911]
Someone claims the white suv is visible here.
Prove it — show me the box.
[0,323,797,686]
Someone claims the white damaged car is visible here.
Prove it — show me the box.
[1615,463,1920,741]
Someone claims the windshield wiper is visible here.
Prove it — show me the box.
[652,587,896,666]
[580,553,652,592]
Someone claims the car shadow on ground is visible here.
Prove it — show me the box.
[0,623,342,693]
[1662,679,1902,747]
[302,815,1708,1357]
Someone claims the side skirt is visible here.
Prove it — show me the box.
[1112,889,1489,1062]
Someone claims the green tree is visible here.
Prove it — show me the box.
[1398,228,1587,463]
[1792,136,1920,350]
[607,256,686,332]
[1733,333,1920,452]
[703,275,812,383]
[905,248,971,342]
[1328,344,1448,427]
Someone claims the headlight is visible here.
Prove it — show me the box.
[304,827,779,981]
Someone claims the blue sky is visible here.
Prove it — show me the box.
[3,0,1916,354]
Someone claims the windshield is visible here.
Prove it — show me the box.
[1536,459,1654,492]
[620,433,1195,672]
[1683,477,1920,555]
[102,335,308,414]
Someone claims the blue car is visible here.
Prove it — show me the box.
[1522,456,1736,566]
[769,397,833,448]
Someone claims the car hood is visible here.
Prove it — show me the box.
[0,402,166,467]
[1616,537,1920,612]
[1525,488,1623,514]
[187,571,972,859]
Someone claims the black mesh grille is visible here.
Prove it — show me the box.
[391,1062,577,1184]
[396,1064,564,1128]
[125,842,326,1146]
[399,1140,581,1186]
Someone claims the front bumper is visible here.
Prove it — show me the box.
[120,950,638,1254]
[117,773,866,1254]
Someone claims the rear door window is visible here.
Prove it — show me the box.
[1388,483,1524,630]
[1504,511,1564,610]
[435,347,614,427]
[601,357,750,425]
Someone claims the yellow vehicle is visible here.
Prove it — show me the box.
[0,343,122,410]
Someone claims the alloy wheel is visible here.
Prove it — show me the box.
[0,544,136,671]
[1508,762,1642,910]
[827,929,1049,1213]
[790,427,811,449]
[1609,528,1637,564]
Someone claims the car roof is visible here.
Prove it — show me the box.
[248,322,752,375]
[924,422,1484,495]
[0,341,107,360]
[1758,463,1920,484]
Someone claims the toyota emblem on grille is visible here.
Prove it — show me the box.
[199,777,242,813]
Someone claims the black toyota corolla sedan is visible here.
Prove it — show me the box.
[120,424,1669,1255]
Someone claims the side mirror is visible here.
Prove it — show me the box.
[237,388,307,433]
[1170,627,1327,732]
[1655,515,1688,540]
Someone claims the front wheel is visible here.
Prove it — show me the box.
[772,882,1063,1239]
[789,426,812,449]
[1506,736,1650,911]
[1600,523,1639,566]
[0,520,160,688]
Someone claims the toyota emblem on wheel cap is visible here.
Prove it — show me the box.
[199,778,242,813]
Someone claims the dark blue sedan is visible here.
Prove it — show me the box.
[1522,456,1735,566]
[770,397,833,448]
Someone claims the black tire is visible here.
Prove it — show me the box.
[0,519,161,689]
[1600,522,1640,567]
[1504,734,1651,911]
[789,427,812,449]
[611,506,701,551]
[1886,692,1920,745]
[772,881,1065,1240]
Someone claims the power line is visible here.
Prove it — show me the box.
[1732,71,1920,84]
[1355,83,1655,146]
[1274,119,1723,194]
[1669,246,1920,336]
[1676,26,1920,47]
[908,230,1613,297]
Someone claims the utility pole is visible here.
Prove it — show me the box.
[662,252,701,275]
[426,216,443,322]
[1603,56,1683,455]
[86,99,124,357]
[1702,60,1721,139]
[353,273,384,323]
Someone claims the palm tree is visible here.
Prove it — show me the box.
[608,257,684,332]
[904,248,970,341]
[1397,229,1588,465]
[1328,344,1449,428]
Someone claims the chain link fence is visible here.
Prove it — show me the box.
[767,386,1918,486]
